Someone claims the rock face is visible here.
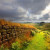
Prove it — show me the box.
[0,19,36,47]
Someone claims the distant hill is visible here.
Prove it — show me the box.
[0,19,36,29]
[42,23,50,31]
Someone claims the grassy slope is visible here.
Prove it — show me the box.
[25,32,46,50]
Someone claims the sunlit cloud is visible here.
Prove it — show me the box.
[17,7,26,13]
[41,4,50,16]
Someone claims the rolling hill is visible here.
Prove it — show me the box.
[0,19,36,47]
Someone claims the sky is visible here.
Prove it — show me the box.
[0,0,50,23]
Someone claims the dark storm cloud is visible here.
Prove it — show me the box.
[0,8,24,21]
[0,10,16,17]
[15,0,47,14]
[0,0,50,22]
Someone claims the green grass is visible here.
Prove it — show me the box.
[0,31,48,50]
[25,32,46,50]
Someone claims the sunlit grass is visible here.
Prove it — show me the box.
[25,32,47,50]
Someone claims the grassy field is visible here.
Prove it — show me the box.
[25,31,47,50]
[0,20,50,50]
[0,30,50,50]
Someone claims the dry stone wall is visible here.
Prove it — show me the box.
[0,25,34,47]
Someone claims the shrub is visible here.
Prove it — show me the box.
[9,41,20,50]
[31,31,35,36]
[44,32,50,40]
[20,41,31,50]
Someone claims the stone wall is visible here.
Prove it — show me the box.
[0,25,34,47]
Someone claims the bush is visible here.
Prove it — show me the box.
[44,32,50,40]
[31,31,35,36]
[9,41,20,50]
[20,41,31,50]
[0,45,9,50]
[0,41,31,50]
[9,41,31,50]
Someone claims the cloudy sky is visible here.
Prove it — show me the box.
[0,0,50,23]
